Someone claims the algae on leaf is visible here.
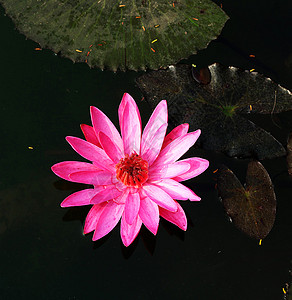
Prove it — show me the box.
[137,63,292,159]
[0,0,228,71]
[217,161,276,240]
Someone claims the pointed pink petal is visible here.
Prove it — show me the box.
[159,201,187,231]
[141,123,168,166]
[69,170,114,186]
[66,136,115,173]
[142,184,177,212]
[173,157,209,181]
[161,123,189,149]
[90,106,123,152]
[124,192,140,225]
[139,197,159,235]
[120,214,142,247]
[90,185,121,204]
[92,201,124,241]
[153,130,201,166]
[141,100,167,154]
[80,124,101,147]
[118,93,142,133]
[61,188,102,207]
[148,161,190,181]
[119,96,141,155]
[83,203,107,234]
[51,161,99,181]
[154,179,201,201]
[99,131,124,164]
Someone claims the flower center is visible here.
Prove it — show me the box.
[115,152,148,188]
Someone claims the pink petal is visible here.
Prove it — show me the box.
[119,95,141,155]
[93,201,124,241]
[141,100,167,154]
[141,123,168,166]
[90,185,121,204]
[159,201,187,231]
[99,131,124,164]
[161,123,189,149]
[83,203,107,234]
[154,179,201,201]
[114,188,129,204]
[124,192,140,225]
[142,184,178,212]
[51,161,99,181]
[118,93,142,134]
[153,130,201,166]
[139,197,159,235]
[61,188,102,207]
[90,106,123,153]
[66,136,115,173]
[80,124,101,147]
[120,214,142,247]
[148,161,190,181]
[69,170,114,186]
[173,157,209,182]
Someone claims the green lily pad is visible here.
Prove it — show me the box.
[217,161,276,240]
[0,0,228,71]
[137,63,292,159]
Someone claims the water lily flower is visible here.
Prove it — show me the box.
[52,93,209,246]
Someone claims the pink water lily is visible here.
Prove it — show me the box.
[52,93,209,246]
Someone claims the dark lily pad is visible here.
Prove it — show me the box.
[0,0,228,71]
[217,161,276,240]
[137,63,292,159]
[287,133,292,178]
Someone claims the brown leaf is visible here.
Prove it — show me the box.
[217,161,276,239]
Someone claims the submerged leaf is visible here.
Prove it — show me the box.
[217,161,276,240]
[137,63,292,159]
[0,0,228,71]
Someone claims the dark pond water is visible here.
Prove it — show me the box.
[0,1,292,299]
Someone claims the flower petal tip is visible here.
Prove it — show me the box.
[194,129,201,137]
[60,201,67,208]
[122,240,131,247]
[151,227,158,236]
[51,164,58,174]
[190,195,201,201]
[65,136,74,144]
[89,105,97,112]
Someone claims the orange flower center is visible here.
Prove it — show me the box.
[115,153,148,188]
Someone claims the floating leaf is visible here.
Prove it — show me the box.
[137,63,292,159]
[0,0,228,71]
[217,161,276,240]
[287,132,292,177]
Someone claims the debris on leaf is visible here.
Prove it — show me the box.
[217,161,276,240]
